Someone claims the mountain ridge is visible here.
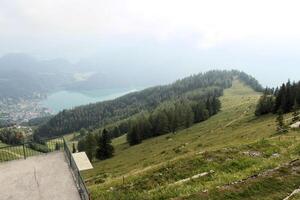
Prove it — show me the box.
[34,70,263,139]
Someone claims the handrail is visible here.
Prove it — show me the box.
[63,137,91,200]
[0,137,64,161]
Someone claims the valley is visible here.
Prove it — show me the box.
[2,2,300,199]
[41,87,139,113]
[1,71,300,200]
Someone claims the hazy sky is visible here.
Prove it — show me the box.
[1,0,300,86]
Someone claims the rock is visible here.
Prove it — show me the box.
[272,153,280,158]
[242,151,262,157]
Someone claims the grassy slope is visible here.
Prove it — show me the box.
[83,80,300,200]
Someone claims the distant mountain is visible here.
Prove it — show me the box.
[0,53,163,100]
[0,54,74,99]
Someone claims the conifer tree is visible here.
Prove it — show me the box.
[192,102,209,123]
[274,84,285,112]
[276,110,285,133]
[167,106,179,133]
[127,123,142,145]
[255,94,275,116]
[292,102,300,122]
[285,80,294,112]
[77,138,85,152]
[155,111,169,135]
[139,115,152,139]
[211,96,221,115]
[183,103,194,128]
[96,129,114,160]
[206,98,214,116]
[85,133,96,161]
[112,127,121,138]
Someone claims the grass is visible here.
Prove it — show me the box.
[0,141,7,148]
[80,80,300,199]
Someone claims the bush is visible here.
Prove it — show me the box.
[29,143,50,153]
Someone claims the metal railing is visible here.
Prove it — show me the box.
[0,137,64,162]
[0,137,90,200]
[63,137,90,200]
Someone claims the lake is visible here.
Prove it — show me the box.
[41,88,139,113]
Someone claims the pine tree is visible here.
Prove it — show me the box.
[96,129,114,160]
[211,97,221,115]
[161,103,176,133]
[192,102,209,123]
[85,133,96,161]
[77,138,85,152]
[276,110,285,133]
[167,106,179,133]
[127,123,142,145]
[175,101,187,128]
[156,111,169,134]
[281,84,288,113]
[139,115,152,139]
[286,80,294,112]
[296,89,300,106]
[112,127,121,138]
[206,98,214,116]
[183,103,194,128]
[292,102,300,122]
[274,84,285,112]
[255,94,275,116]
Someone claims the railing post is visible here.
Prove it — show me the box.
[23,143,26,159]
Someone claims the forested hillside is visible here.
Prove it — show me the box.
[255,80,300,116]
[35,70,262,139]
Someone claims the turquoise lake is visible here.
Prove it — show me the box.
[41,88,139,113]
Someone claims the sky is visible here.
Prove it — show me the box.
[1,0,300,86]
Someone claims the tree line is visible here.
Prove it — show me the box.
[127,96,220,145]
[255,80,300,116]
